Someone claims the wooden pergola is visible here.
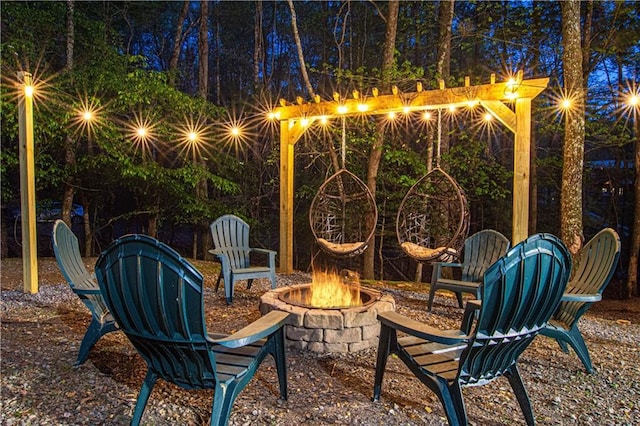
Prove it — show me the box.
[273,74,549,273]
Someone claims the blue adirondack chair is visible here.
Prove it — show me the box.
[428,229,510,311]
[95,234,289,426]
[209,214,277,304]
[373,233,572,425]
[52,219,118,365]
[541,228,621,373]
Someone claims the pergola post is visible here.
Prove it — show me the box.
[18,71,39,293]
[279,120,295,273]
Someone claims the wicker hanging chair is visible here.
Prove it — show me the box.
[309,168,378,257]
[396,167,469,262]
[396,109,470,262]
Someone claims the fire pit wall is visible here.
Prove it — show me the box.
[259,286,396,353]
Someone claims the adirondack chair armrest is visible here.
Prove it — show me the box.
[561,292,602,303]
[431,261,463,282]
[377,311,469,345]
[208,249,231,267]
[461,300,482,334]
[210,310,290,348]
[73,288,103,296]
[249,248,277,264]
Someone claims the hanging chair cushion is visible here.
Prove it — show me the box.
[401,242,458,262]
[318,238,365,255]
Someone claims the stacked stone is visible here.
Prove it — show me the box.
[259,286,396,353]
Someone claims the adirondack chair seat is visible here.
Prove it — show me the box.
[373,234,572,426]
[52,219,118,366]
[95,234,289,426]
[541,228,620,373]
[210,215,277,304]
[428,229,510,311]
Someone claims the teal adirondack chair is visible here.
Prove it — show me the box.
[95,234,289,426]
[209,214,277,304]
[52,219,118,365]
[373,233,572,425]
[541,228,621,373]
[428,229,510,311]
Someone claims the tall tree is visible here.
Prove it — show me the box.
[560,0,585,255]
[169,0,190,88]
[62,0,77,233]
[287,0,316,99]
[363,0,399,280]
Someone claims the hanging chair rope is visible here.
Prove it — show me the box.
[309,117,378,257]
[396,108,470,262]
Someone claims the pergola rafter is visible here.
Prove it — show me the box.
[274,75,549,273]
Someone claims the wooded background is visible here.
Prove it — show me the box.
[1,1,638,296]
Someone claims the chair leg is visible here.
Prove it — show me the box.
[132,370,158,426]
[273,329,288,400]
[211,381,240,426]
[214,273,222,293]
[75,317,104,366]
[427,286,437,311]
[372,325,393,401]
[565,326,594,373]
[246,279,254,290]
[505,365,535,426]
[442,381,465,426]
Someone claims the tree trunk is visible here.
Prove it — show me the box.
[435,0,454,158]
[62,0,76,231]
[363,0,399,280]
[287,0,316,99]
[560,0,585,255]
[198,0,209,99]
[628,114,640,298]
[169,0,190,87]
[254,0,264,87]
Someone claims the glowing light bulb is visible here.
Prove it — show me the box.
[137,127,147,137]
[24,85,34,98]
[629,94,639,107]
[387,112,396,120]
[403,106,411,114]
[320,116,328,125]
[467,100,479,108]
[188,132,198,141]
[357,103,369,112]
[82,110,94,121]
[561,99,572,110]
[300,118,309,127]
[230,127,241,136]
[484,113,493,122]
[337,105,348,114]
[448,105,456,113]
[268,111,281,120]
[423,111,432,121]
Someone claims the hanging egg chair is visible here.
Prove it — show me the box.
[396,109,470,262]
[309,168,378,257]
[396,167,469,262]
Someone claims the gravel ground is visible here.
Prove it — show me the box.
[1,257,639,425]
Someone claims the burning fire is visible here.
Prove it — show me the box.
[309,269,361,308]
[289,269,362,308]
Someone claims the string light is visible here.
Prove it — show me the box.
[357,103,369,112]
[484,112,493,122]
[337,105,348,114]
[422,111,432,121]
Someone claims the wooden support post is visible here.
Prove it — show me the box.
[279,120,295,273]
[513,98,532,244]
[18,71,39,293]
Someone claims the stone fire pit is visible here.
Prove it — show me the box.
[259,284,395,353]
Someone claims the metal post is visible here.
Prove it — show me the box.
[18,71,38,293]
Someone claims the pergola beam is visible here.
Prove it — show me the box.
[276,77,549,273]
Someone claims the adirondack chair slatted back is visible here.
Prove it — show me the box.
[96,234,217,387]
[461,229,511,282]
[211,215,251,269]
[53,220,110,321]
[458,233,571,385]
[554,228,620,329]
